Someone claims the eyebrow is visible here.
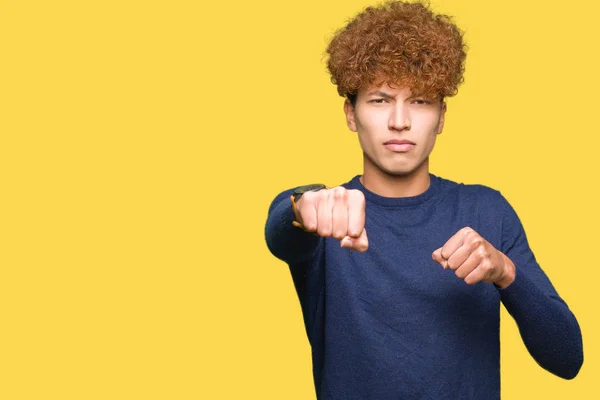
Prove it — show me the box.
[366,91,395,98]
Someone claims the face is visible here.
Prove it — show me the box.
[344,83,446,179]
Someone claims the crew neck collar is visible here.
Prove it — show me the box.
[346,174,440,207]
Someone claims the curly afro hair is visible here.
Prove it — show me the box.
[325,0,467,104]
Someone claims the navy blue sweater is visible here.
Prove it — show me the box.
[265,174,583,400]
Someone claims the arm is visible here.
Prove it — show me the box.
[497,195,583,379]
[265,186,369,264]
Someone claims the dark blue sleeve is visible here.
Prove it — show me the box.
[265,189,325,346]
[497,194,583,379]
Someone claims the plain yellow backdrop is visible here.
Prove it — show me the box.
[1,0,598,398]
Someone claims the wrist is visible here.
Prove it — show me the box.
[291,195,303,223]
[494,252,516,289]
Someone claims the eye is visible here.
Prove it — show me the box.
[412,99,432,105]
[368,98,388,104]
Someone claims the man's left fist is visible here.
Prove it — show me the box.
[432,227,516,288]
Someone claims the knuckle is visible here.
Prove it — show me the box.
[482,260,493,272]
[303,223,316,232]
[464,276,476,285]
[441,249,451,259]
[302,191,317,204]
[350,228,364,239]
[332,186,347,198]
[356,240,368,252]
[445,258,455,269]
[462,226,474,235]
[332,229,345,240]
[317,227,332,237]
[471,236,483,246]
[477,247,488,259]
[349,189,365,202]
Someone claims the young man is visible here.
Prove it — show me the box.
[264,1,583,398]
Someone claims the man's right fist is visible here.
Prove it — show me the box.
[292,186,368,252]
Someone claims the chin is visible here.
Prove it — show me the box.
[390,170,418,177]
[365,153,424,178]
[379,166,418,177]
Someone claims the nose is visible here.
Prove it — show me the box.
[389,102,410,131]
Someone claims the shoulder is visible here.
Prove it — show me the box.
[436,175,502,198]
[268,187,294,212]
[434,175,510,212]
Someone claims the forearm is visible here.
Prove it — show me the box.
[265,192,321,264]
[499,269,583,379]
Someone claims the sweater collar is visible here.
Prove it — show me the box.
[346,173,440,207]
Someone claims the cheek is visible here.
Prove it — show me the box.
[356,112,385,138]
[416,114,442,137]
[356,130,373,153]
[421,127,440,154]
[356,126,379,150]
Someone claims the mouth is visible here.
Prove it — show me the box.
[383,139,415,153]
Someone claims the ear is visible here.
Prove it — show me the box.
[437,102,447,135]
[344,100,357,132]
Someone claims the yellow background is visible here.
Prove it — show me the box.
[1,0,598,398]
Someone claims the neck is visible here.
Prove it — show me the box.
[360,158,431,198]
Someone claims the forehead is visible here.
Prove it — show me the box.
[359,82,413,96]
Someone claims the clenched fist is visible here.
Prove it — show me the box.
[292,186,368,252]
[432,227,516,288]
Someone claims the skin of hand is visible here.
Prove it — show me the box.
[293,186,369,252]
[432,227,516,288]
